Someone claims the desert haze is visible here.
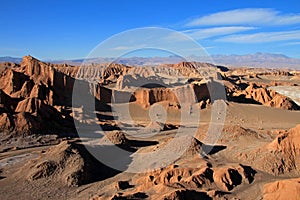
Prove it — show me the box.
[0,55,300,200]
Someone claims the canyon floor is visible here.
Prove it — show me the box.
[0,56,300,200]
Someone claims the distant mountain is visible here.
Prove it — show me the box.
[111,56,185,66]
[0,56,186,66]
[0,56,22,63]
[1,53,300,69]
[211,52,300,69]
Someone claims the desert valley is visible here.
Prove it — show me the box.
[0,55,299,199]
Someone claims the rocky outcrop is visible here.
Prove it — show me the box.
[15,97,61,119]
[0,68,29,95]
[132,163,255,199]
[165,62,220,78]
[13,112,41,135]
[0,89,19,111]
[1,97,74,136]
[133,83,210,107]
[237,124,300,175]
[116,73,168,90]
[230,82,299,110]
[134,164,213,191]
[0,113,14,132]
[95,80,210,108]
[263,178,300,200]
[243,83,272,104]
[15,55,76,106]
[265,124,300,174]
[20,141,119,187]
[95,84,134,104]
[18,56,55,84]
[212,164,256,191]
[265,92,299,110]
[0,56,76,135]
[75,63,128,84]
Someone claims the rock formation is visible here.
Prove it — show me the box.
[20,140,119,187]
[263,178,300,200]
[230,82,299,110]
[0,56,76,135]
[1,56,300,199]
[237,124,300,175]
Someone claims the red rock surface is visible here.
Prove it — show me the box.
[263,178,300,200]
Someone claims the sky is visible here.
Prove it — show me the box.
[1,0,300,60]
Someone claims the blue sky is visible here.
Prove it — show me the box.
[1,0,300,59]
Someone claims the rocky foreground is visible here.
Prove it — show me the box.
[0,56,300,199]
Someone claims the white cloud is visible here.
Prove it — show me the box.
[186,8,300,26]
[111,46,135,50]
[217,30,300,43]
[283,41,300,46]
[165,26,255,42]
[183,26,256,39]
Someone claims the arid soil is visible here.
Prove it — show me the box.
[0,56,299,200]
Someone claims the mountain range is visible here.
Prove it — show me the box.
[1,52,300,69]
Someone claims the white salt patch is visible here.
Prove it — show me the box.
[269,86,300,106]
